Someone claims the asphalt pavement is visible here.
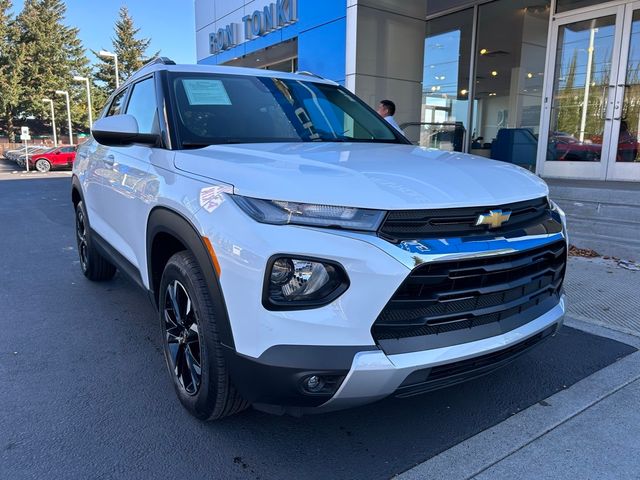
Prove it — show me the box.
[0,176,636,480]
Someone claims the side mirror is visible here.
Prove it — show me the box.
[91,114,158,146]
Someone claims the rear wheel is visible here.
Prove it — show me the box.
[35,158,51,173]
[75,200,116,281]
[159,251,248,420]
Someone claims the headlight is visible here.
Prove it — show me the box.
[231,195,386,231]
[549,199,566,225]
[264,256,349,310]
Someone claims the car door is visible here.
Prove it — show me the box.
[60,146,75,167]
[98,75,160,274]
[82,87,130,242]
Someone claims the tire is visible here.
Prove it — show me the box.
[159,251,248,420]
[35,158,51,173]
[75,200,116,281]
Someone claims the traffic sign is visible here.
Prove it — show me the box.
[21,126,29,136]
[20,133,31,141]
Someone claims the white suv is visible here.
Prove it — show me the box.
[72,58,568,420]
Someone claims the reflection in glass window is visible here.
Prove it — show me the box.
[471,0,550,171]
[126,78,159,134]
[419,8,473,151]
[618,10,640,163]
[547,15,615,162]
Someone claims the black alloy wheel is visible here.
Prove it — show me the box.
[75,206,89,272]
[163,279,202,395]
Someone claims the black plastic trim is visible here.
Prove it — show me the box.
[223,344,377,407]
[377,295,561,355]
[146,207,236,349]
[90,229,146,290]
[394,324,557,398]
[261,254,350,311]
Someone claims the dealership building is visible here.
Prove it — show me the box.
[195,0,640,254]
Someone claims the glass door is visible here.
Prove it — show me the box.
[606,2,640,181]
[539,5,625,180]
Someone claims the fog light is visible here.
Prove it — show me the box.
[264,256,349,310]
[304,375,325,393]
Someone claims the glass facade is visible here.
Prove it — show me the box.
[418,9,473,151]
[546,15,616,162]
[618,10,640,163]
[471,1,549,170]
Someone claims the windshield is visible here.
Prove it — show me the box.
[168,73,402,147]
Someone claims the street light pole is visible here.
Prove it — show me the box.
[73,75,93,129]
[55,90,73,145]
[42,98,58,147]
[99,50,119,88]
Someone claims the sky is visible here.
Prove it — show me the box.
[11,0,196,64]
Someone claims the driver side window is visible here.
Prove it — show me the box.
[106,89,128,117]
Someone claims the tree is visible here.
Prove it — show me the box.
[11,0,92,140]
[94,6,158,93]
[0,0,19,138]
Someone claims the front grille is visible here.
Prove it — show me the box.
[379,196,549,241]
[372,240,566,349]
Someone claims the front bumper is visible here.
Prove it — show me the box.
[225,296,565,414]
[196,194,568,413]
[316,295,565,413]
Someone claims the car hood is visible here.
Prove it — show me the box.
[174,143,548,210]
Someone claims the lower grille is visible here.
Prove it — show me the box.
[394,325,556,398]
[373,240,566,353]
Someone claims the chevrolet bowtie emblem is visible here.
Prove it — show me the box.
[475,209,512,228]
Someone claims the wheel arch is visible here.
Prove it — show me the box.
[71,175,83,208]
[146,206,235,349]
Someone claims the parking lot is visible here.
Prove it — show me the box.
[1,175,637,480]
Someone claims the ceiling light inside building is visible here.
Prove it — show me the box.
[527,72,533,78]
[480,48,488,55]
[460,89,468,95]
[491,71,498,77]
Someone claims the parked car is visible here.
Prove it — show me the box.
[72,58,568,421]
[29,145,76,172]
[10,145,50,166]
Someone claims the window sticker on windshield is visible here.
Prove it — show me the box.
[182,79,232,105]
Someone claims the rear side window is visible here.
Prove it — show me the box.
[106,89,128,117]
[125,77,159,134]
[60,146,75,153]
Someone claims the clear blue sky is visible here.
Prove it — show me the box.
[11,0,196,64]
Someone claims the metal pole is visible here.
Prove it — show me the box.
[85,78,93,128]
[114,55,120,88]
[50,101,57,147]
[579,21,596,143]
[24,139,29,172]
[64,92,73,145]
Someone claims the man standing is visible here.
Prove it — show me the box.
[377,99,404,135]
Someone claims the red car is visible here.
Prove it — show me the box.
[29,146,77,172]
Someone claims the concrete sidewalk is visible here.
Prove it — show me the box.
[398,255,640,480]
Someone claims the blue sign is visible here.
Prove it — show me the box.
[209,0,297,54]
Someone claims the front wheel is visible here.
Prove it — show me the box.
[35,158,51,173]
[159,251,248,420]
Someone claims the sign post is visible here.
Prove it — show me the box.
[20,127,31,172]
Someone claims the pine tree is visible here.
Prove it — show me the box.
[94,6,158,93]
[0,0,19,138]
[12,0,92,140]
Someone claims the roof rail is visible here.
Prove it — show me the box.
[128,56,176,82]
[295,70,324,79]
[143,56,176,68]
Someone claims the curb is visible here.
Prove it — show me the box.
[395,317,640,480]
